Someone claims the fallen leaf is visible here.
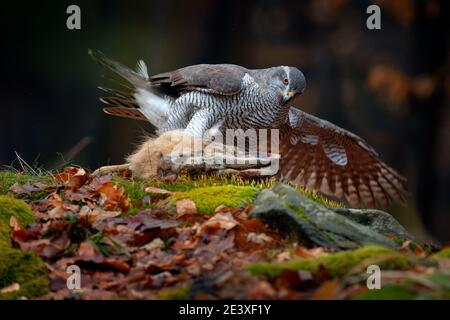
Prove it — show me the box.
[0,283,20,294]
[203,212,238,231]
[176,199,197,216]
[295,246,329,258]
[16,232,70,258]
[77,241,103,263]
[145,187,173,197]
[98,182,130,212]
[246,232,272,245]
[10,182,49,195]
[274,270,318,291]
[56,167,88,190]
[9,216,22,231]
[275,251,292,262]
[309,280,340,300]
[141,238,165,251]
[102,258,131,273]
[79,206,121,223]
[119,210,178,232]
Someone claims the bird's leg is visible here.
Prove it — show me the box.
[92,163,130,176]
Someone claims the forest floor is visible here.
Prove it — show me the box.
[0,166,449,300]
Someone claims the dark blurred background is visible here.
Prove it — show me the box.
[0,0,448,242]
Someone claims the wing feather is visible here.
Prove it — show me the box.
[150,64,248,95]
[280,108,408,207]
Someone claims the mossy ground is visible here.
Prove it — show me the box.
[0,170,55,196]
[0,195,36,242]
[432,247,450,259]
[0,195,48,299]
[155,285,191,300]
[112,173,342,216]
[2,169,446,300]
[2,170,341,211]
[0,243,49,299]
[353,271,450,300]
[172,185,260,215]
[247,245,410,278]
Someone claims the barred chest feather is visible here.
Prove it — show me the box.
[170,73,290,133]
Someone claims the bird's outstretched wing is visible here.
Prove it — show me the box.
[150,64,249,96]
[279,107,407,207]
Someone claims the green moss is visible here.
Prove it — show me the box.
[0,195,48,299]
[283,201,310,221]
[295,186,343,209]
[353,285,431,300]
[432,248,450,259]
[172,185,259,215]
[247,245,410,278]
[113,174,343,216]
[113,175,265,216]
[0,243,49,299]
[427,273,450,291]
[155,285,191,300]
[0,195,35,243]
[113,174,274,194]
[354,272,450,300]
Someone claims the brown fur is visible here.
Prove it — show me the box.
[127,130,211,179]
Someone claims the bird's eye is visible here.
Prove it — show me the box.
[283,78,289,85]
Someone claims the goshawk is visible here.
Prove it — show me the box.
[89,49,407,208]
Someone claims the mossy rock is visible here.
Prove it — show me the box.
[172,185,259,215]
[0,195,36,243]
[251,183,400,249]
[0,195,48,299]
[247,245,410,278]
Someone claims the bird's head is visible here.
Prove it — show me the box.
[269,66,306,105]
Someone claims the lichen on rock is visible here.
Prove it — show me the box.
[250,183,407,250]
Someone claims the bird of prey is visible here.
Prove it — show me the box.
[89,49,407,208]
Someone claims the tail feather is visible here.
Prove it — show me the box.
[89,49,148,88]
[89,49,170,129]
[100,96,139,109]
[98,86,134,100]
[103,107,147,121]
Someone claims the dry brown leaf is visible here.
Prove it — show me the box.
[246,232,272,245]
[175,199,197,216]
[0,283,20,294]
[9,216,21,231]
[203,212,238,231]
[309,280,340,300]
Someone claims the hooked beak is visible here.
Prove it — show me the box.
[282,91,296,105]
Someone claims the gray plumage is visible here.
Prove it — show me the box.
[89,49,305,136]
[89,49,407,208]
